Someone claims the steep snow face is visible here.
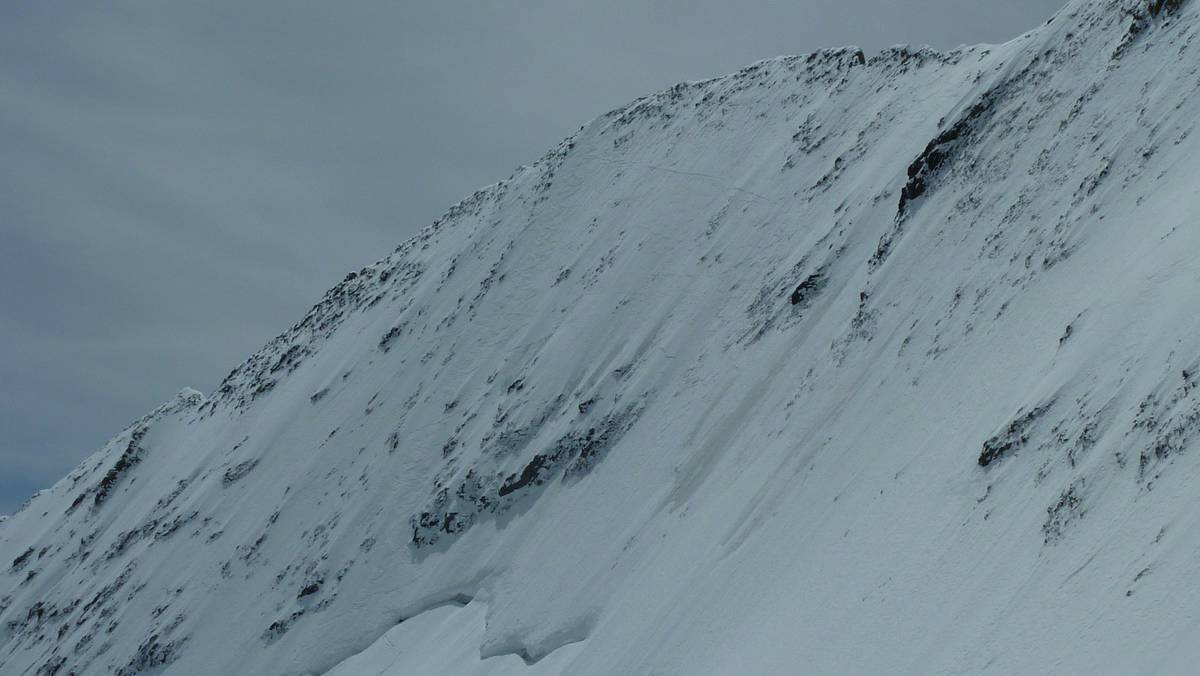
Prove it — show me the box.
[6,0,1200,673]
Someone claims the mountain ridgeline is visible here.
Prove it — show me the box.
[6,0,1200,673]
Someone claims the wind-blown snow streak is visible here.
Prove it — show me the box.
[5,0,1200,673]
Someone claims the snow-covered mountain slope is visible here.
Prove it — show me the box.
[7,0,1200,673]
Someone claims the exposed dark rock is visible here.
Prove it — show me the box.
[93,429,149,509]
[1149,0,1185,16]
[222,460,259,487]
[789,269,828,307]
[263,612,304,643]
[877,78,1011,270]
[979,401,1054,467]
[411,403,643,548]
[10,547,34,573]
[297,579,322,599]
[1043,479,1086,543]
[498,454,555,498]
[1132,370,1200,483]
[35,655,65,676]
[115,633,186,676]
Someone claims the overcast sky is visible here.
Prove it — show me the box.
[0,0,1065,513]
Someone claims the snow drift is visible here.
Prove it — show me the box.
[6,0,1200,672]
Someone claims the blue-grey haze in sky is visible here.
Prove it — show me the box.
[0,0,1064,513]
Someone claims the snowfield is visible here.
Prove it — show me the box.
[6,0,1200,673]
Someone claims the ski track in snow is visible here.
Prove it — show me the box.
[579,153,778,203]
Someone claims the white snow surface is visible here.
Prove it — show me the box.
[5,0,1200,673]
[324,599,585,676]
